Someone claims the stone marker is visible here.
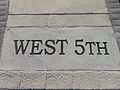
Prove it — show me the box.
[1,0,120,89]
[1,27,120,70]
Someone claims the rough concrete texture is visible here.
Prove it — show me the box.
[72,71,120,89]
[46,72,72,89]
[1,71,120,89]
[20,72,46,89]
[0,71,20,89]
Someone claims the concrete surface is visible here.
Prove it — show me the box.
[0,0,9,58]
[20,72,46,89]
[7,15,111,27]
[106,0,120,50]
[48,15,111,27]
[1,27,120,71]
[0,0,120,89]
[1,71,120,89]
[9,0,108,14]
[0,71,20,89]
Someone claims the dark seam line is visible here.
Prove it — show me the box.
[6,26,112,28]
[0,88,120,90]
[1,70,120,72]
[8,13,109,15]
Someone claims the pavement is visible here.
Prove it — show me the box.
[0,0,120,89]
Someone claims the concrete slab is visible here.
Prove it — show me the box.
[48,15,111,27]
[7,15,48,27]
[0,27,120,71]
[9,0,108,14]
[7,15,112,27]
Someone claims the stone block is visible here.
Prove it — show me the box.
[9,0,108,14]
[0,27,120,70]
[7,15,48,27]
[48,15,111,27]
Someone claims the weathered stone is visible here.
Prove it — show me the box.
[20,71,46,89]
[9,0,108,14]
[106,2,120,8]
[72,71,120,89]
[110,14,120,20]
[0,0,9,58]
[112,20,120,26]
[7,15,48,27]
[115,32,120,39]
[0,27,5,58]
[0,27,120,70]
[114,26,120,32]
[7,15,112,27]
[116,38,120,49]
[108,8,120,14]
[0,71,20,89]
[48,15,111,27]
[46,71,72,89]
[106,0,119,3]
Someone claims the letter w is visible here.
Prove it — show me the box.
[14,40,30,54]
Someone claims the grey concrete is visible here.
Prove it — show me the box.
[0,0,9,58]
[9,0,108,14]
[112,20,120,26]
[20,71,46,89]
[110,14,120,19]
[48,15,111,27]
[1,71,120,89]
[1,27,120,71]
[106,0,120,49]
[0,0,120,89]
[106,0,119,3]
[7,15,49,27]
[46,72,72,89]
[114,26,120,32]
[117,38,120,48]
[106,2,120,8]
[7,15,111,27]
[72,71,120,89]
[108,8,120,14]
[0,27,5,57]
[0,71,21,89]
